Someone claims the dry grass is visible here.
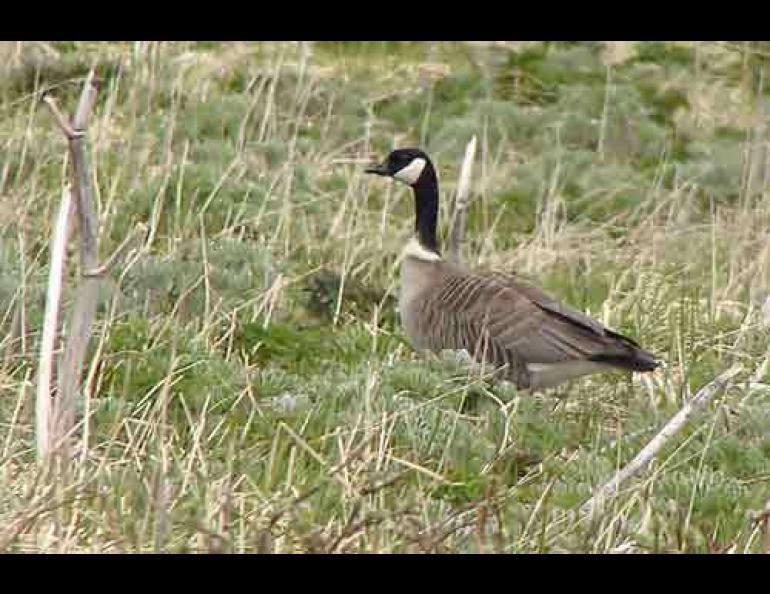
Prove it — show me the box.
[0,41,769,553]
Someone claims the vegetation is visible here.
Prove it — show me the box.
[0,40,769,553]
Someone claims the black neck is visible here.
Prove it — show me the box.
[413,163,440,254]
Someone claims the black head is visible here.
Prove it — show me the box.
[365,147,433,186]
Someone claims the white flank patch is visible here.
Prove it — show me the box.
[401,236,442,262]
[393,157,426,185]
[526,360,608,389]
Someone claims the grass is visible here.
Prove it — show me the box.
[1,40,770,553]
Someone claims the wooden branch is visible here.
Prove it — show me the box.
[582,364,743,516]
[448,135,478,264]
[69,67,99,270]
[41,94,81,139]
[35,186,74,460]
[82,222,147,278]
[762,293,770,329]
[39,68,145,462]
[39,67,101,460]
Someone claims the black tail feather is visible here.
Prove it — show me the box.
[588,327,661,372]
[589,348,660,372]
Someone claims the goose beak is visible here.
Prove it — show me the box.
[365,161,390,176]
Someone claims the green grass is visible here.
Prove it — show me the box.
[1,40,770,553]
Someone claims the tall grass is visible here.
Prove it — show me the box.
[0,40,769,552]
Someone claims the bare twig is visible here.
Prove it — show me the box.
[447,135,478,264]
[583,364,743,515]
[762,293,770,329]
[41,94,81,139]
[39,67,101,461]
[82,222,147,278]
[35,186,74,459]
[69,68,100,267]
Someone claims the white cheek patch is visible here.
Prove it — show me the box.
[393,157,426,185]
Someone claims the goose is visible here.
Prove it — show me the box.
[365,147,660,391]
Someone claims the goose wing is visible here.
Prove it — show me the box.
[489,271,644,347]
[410,265,651,385]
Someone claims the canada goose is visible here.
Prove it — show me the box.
[365,147,660,391]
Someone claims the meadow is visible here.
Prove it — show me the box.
[1,40,769,553]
